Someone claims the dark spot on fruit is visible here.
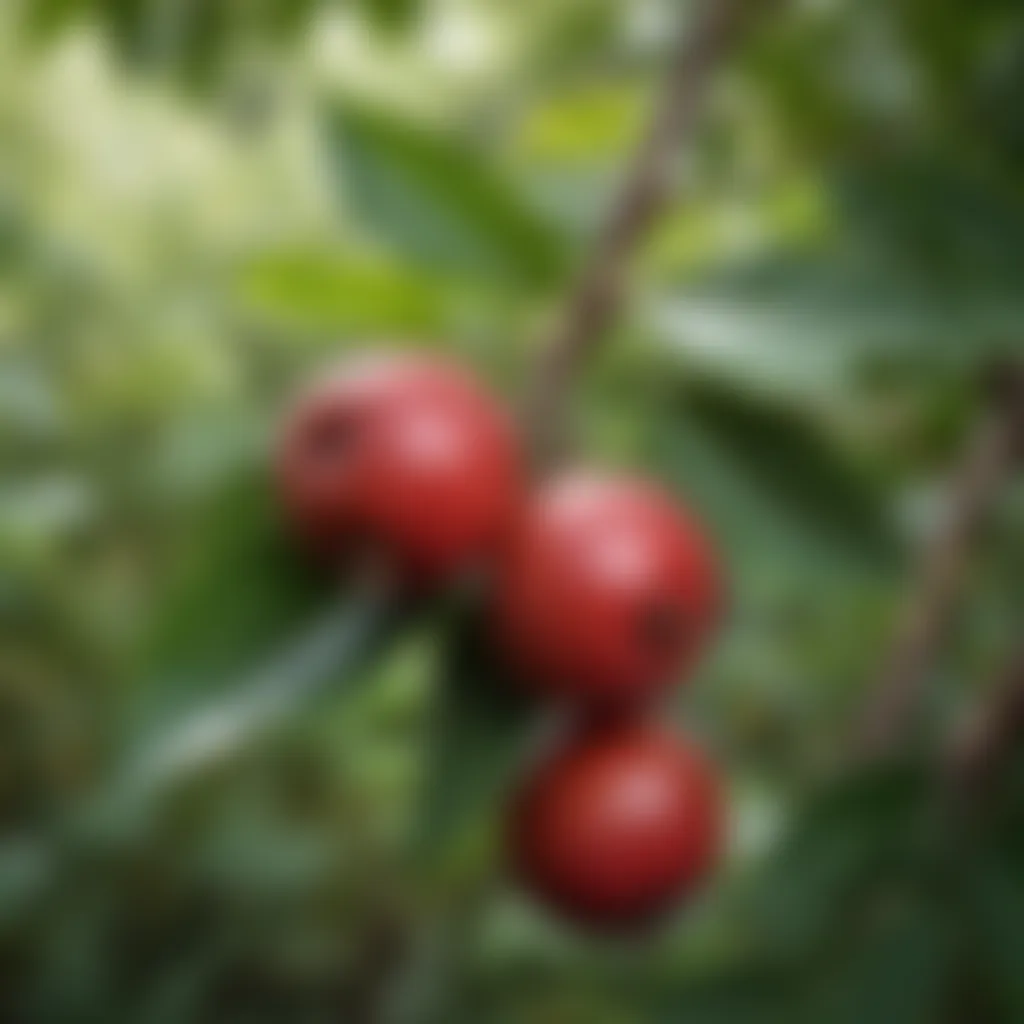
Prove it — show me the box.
[638,601,685,658]
[306,413,357,464]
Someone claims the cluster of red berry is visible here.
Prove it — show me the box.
[277,353,724,931]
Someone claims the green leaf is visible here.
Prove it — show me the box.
[23,0,322,89]
[665,158,1024,362]
[664,247,1024,362]
[653,768,943,1023]
[513,82,644,167]
[960,845,1024,1021]
[650,958,793,1024]
[654,985,784,1023]
[133,931,238,1024]
[677,373,899,564]
[325,102,566,286]
[238,250,448,333]
[133,462,333,711]
[808,907,952,1024]
[657,375,900,571]
[412,607,534,860]
[112,591,401,821]
[359,0,421,34]
[20,0,91,42]
[744,764,932,961]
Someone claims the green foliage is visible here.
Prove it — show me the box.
[665,372,899,568]
[675,158,1024,362]
[326,102,567,287]
[134,466,329,702]
[22,0,322,88]
[655,765,979,1023]
[744,764,936,960]
[363,0,422,35]
[413,605,533,861]
[239,251,449,335]
[959,840,1024,1021]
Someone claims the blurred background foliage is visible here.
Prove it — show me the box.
[0,0,1022,1021]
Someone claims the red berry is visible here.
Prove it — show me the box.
[493,474,721,706]
[277,354,521,589]
[511,721,723,929]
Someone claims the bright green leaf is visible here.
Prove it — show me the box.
[238,250,448,333]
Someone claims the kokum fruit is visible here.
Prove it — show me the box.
[277,354,521,590]
[493,474,721,706]
[510,721,723,929]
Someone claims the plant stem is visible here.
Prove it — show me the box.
[524,0,766,466]
[947,638,1024,798]
[854,365,1024,760]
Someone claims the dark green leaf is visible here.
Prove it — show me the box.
[649,960,794,1024]
[744,764,932,960]
[960,844,1024,1021]
[657,377,900,572]
[133,461,332,711]
[680,373,898,563]
[413,607,534,859]
[325,102,566,286]
[808,907,952,1024]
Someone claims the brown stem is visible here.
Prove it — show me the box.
[524,0,767,466]
[947,639,1024,799]
[853,365,1024,760]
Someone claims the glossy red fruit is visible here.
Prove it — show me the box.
[277,353,521,589]
[511,721,723,929]
[493,474,721,706]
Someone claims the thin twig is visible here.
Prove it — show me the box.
[524,0,765,465]
[853,365,1024,760]
[947,638,1024,798]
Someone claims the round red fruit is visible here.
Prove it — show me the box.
[493,474,721,706]
[277,353,521,589]
[511,721,723,929]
